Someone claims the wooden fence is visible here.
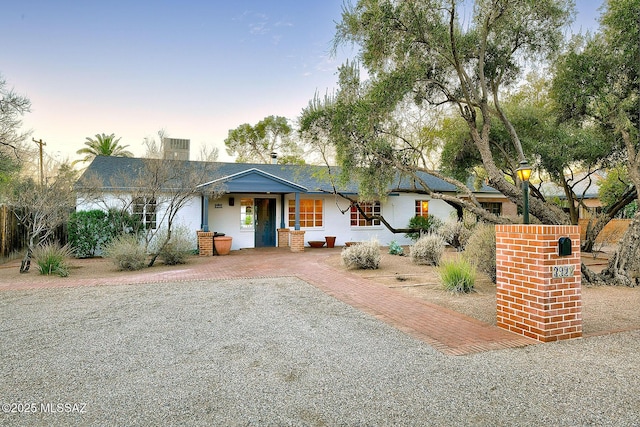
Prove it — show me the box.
[0,204,27,258]
[0,205,68,259]
[578,218,631,243]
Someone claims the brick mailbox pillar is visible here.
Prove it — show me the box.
[289,230,306,252]
[277,228,290,248]
[495,225,582,342]
[197,231,214,257]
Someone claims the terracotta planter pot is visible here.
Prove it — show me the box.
[308,241,326,248]
[214,236,233,255]
[325,236,336,248]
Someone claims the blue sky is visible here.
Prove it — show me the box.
[2,1,604,164]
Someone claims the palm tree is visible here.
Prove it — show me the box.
[74,133,133,164]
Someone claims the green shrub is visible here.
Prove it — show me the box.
[438,257,476,293]
[104,235,147,271]
[32,243,72,277]
[107,208,143,236]
[464,223,497,282]
[410,234,446,266]
[437,218,473,250]
[341,239,381,270]
[152,225,195,265]
[68,210,111,258]
[388,240,404,256]
[405,215,443,241]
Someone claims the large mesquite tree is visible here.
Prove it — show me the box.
[553,0,640,285]
[302,0,573,225]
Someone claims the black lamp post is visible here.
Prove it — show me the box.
[516,160,532,224]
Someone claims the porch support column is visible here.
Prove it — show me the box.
[201,195,209,232]
[294,192,301,231]
[280,193,286,229]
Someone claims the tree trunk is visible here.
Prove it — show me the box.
[599,212,640,286]
[19,247,32,273]
[581,215,609,253]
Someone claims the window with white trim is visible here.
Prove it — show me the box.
[415,200,429,218]
[133,197,157,230]
[240,198,254,229]
[350,202,381,227]
[288,199,323,228]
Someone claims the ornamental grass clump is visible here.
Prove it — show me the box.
[341,239,381,270]
[410,234,446,266]
[32,243,72,277]
[438,257,477,293]
[104,234,147,271]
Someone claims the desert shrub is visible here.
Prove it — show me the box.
[104,234,147,271]
[68,210,111,258]
[464,223,496,282]
[151,225,195,265]
[405,215,443,241]
[32,243,72,277]
[342,239,381,270]
[437,218,473,250]
[410,234,446,266]
[388,240,404,256]
[438,257,476,293]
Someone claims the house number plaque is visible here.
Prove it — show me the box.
[552,265,575,278]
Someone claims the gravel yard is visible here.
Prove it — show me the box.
[1,277,639,426]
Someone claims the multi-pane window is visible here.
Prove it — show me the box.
[415,200,429,218]
[133,197,157,230]
[350,202,381,227]
[240,198,254,229]
[481,202,502,216]
[288,199,323,228]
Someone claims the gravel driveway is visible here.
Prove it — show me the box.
[1,277,639,426]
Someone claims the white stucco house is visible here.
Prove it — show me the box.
[76,156,512,251]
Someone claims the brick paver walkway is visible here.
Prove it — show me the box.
[0,248,537,356]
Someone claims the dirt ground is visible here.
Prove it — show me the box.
[327,248,640,336]
[2,247,638,336]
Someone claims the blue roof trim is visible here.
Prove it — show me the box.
[198,168,308,193]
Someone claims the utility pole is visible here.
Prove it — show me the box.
[32,138,46,186]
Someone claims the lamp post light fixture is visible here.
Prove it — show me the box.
[516,160,532,224]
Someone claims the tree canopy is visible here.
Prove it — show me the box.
[75,133,133,165]
[301,0,573,223]
[552,0,640,284]
[225,115,304,164]
[0,74,31,184]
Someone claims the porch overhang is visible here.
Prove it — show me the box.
[197,168,308,194]
[198,168,308,233]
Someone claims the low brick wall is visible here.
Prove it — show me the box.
[495,225,582,342]
[277,228,290,248]
[197,231,214,257]
[289,230,305,252]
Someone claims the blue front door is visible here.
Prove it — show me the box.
[255,198,276,247]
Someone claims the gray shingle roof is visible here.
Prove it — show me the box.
[76,155,500,195]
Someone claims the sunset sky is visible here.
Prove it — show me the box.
[2,1,604,165]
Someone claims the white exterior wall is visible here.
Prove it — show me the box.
[292,193,455,247]
[78,192,457,252]
[76,193,203,251]
[206,193,456,250]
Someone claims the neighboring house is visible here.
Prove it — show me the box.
[538,171,606,219]
[76,156,512,250]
